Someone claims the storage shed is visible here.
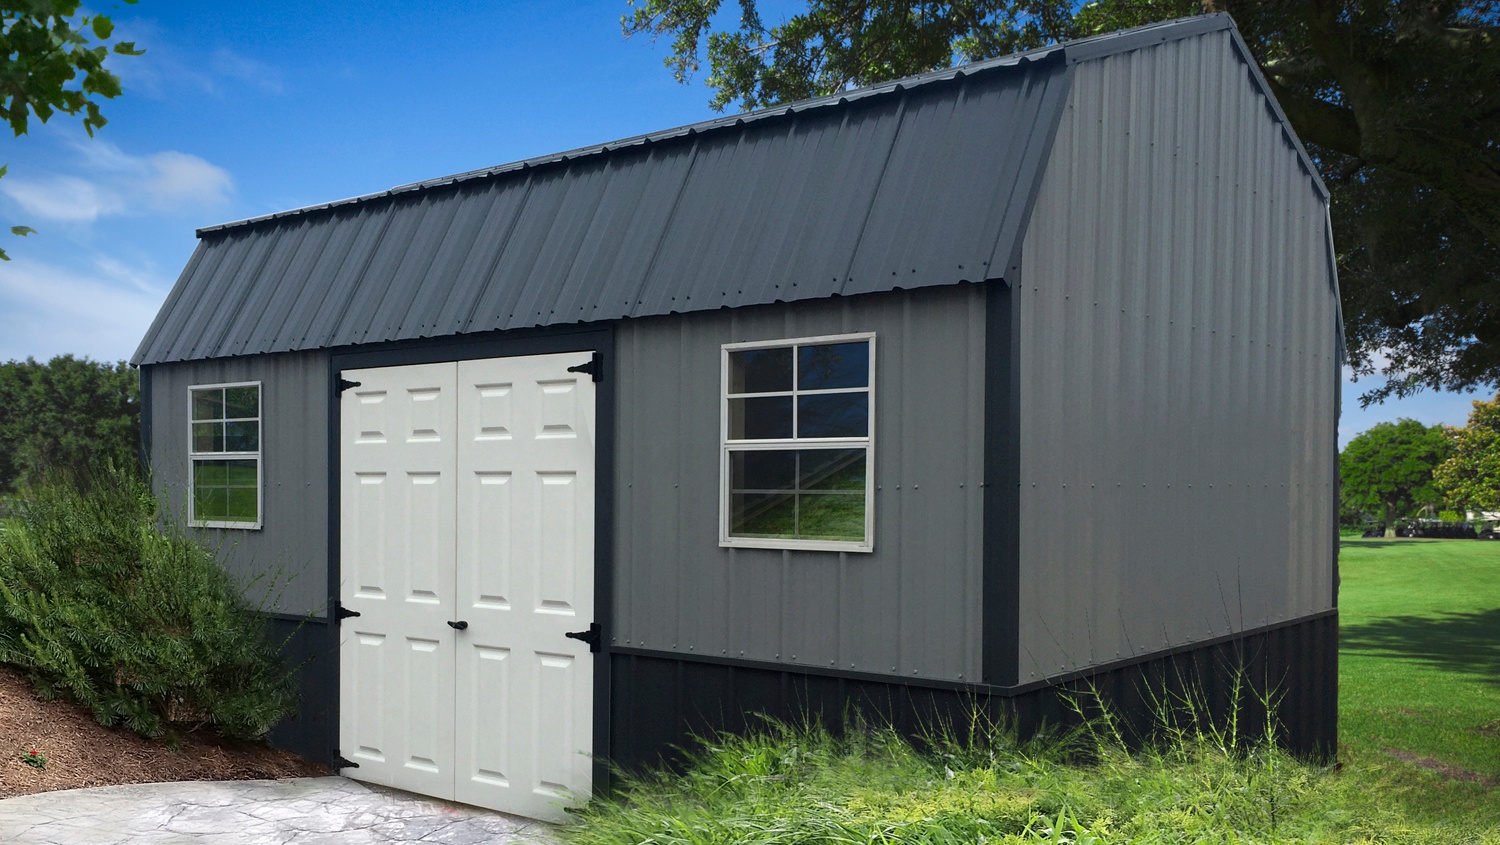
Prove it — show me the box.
[134,14,1341,822]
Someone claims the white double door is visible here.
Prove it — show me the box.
[338,352,596,822]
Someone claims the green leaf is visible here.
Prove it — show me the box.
[113,41,145,56]
[10,226,36,237]
[90,15,114,40]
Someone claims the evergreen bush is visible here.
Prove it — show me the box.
[0,464,296,742]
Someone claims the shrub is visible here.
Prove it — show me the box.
[0,464,296,742]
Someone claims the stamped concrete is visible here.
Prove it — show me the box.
[0,777,558,844]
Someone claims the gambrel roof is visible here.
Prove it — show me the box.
[134,13,1323,366]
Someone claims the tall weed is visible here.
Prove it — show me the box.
[565,700,1499,844]
[0,464,296,742]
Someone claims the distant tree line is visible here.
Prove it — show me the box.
[0,356,140,498]
[1340,394,1500,536]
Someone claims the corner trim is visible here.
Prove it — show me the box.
[138,363,153,476]
[982,278,1021,686]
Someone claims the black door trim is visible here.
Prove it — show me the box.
[326,323,617,793]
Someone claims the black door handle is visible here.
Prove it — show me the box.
[565,622,601,653]
[447,620,468,630]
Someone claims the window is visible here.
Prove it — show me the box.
[189,382,261,528]
[721,333,874,551]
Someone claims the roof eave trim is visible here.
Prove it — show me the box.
[1062,12,1329,202]
[1061,12,1233,64]
[1223,24,1331,200]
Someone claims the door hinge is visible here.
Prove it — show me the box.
[565,622,602,653]
[335,755,360,770]
[334,602,361,624]
[566,351,604,382]
[336,375,362,394]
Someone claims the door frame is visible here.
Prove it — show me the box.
[327,324,616,795]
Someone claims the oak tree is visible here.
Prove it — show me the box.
[1340,419,1453,535]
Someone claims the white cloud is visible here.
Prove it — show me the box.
[0,256,168,363]
[143,151,235,207]
[1,141,233,223]
[109,21,286,100]
[0,176,123,222]
[211,48,285,95]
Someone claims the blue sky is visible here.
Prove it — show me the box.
[0,0,1485,446]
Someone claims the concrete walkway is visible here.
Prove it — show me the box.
[0,777,557,844]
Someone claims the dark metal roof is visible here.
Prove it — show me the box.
[134,13,1319,366]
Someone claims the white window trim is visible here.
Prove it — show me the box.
[188,380,263,530]
[719,332,876,553]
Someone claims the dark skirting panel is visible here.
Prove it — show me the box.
[264,615,340,767]
[608,611,1337,773]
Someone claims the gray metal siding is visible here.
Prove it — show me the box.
[133,57,1069,366]
[144,352,331,616]
[613,286,987,682]
[1015,31,1338,682]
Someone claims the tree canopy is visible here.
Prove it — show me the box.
[623,0,1500,405]
[0,356,140,497]
[0,1,143,258]
[1433,394,1500,512]
[1340,419,1453,534]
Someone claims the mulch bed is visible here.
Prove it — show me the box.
[0,664,324,799]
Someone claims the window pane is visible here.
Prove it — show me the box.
[730,492,797,538]
[797,393,868,438]
[225,460,258,487]
[729,348,792,394]
[224,420,259,452]
[226,488,258,521]
[731,449,795,491]
[798,341,869,390]
[194,460,227,487]
[799,449,865,491]
[797,493,865,541]
[192,389,223,422]
[192,422,223,453]
[224,385,258,419]
[194,486,228,521]
[728,396,793,440]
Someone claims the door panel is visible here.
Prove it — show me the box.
[454,353,596,821]
[339,363,458,799]
[340,352,596,823]
[466,644,513,788]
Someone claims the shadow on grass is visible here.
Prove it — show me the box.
[1339,539,1480,549]
[1342,608,1500,686]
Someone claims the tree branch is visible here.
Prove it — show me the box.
[1262,76,1361,157]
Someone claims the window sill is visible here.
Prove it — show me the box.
[191,520,263,530]
[720,536,873,553]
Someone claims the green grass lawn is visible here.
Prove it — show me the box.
[1338,538,1500,825]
